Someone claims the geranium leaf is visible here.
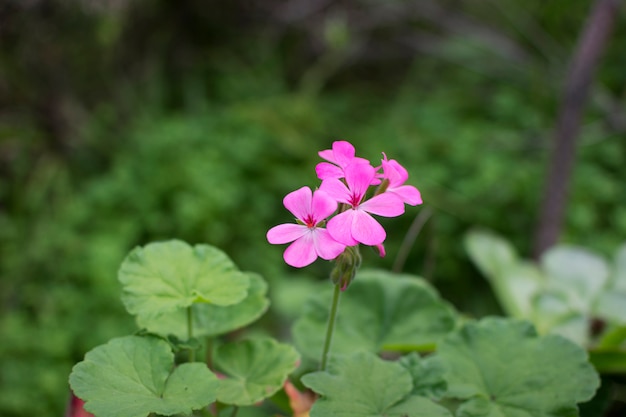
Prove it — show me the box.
[302,351,452,417]
[214,338,300,406]
[69,335,219,417]
[118,240,250,318]
[438,318,599,417]
[399,352,447,400]
[137,273,269,338]
[293,270,457,360]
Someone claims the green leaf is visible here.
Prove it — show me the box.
[465,230,542,318]
[293,270,457,360]
[69,335,219,417]
[541,246,609,312]
[118,240,250,318]
[398,352,447,400]
[531,291,589,345]
[137,273,269,338]
[302,351,452,417]
[214,338,300,406]
[438,318,599,417]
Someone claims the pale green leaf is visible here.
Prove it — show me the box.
[118,240,250,318]
[215,338,300,406]
[302,351,452,417]
[69,335,219,417]
[594,292,626,324]
[438,318,599,417]
[293,270,457,360]
[541,246,609,312]
[137,273,269,338]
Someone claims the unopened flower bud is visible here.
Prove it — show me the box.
[331,245,362,291]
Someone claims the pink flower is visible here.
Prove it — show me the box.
[380,156,423,206]
[320,162,405,246]
[267,187,346,268]
[316,140,371,181]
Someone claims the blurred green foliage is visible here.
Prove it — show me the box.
[0,1,625,416]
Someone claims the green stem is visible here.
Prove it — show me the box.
[187,306,195,362]
[230,406,239,417]
[320,283,342,371]
[205,336,214,371]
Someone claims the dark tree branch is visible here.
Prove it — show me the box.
[533,0,621,259]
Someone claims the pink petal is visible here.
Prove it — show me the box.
[360,193,405,217]
[311,190,338,221]
[344,162,376,202]
[283,234,318,267]
[318,149,336,163]
[351,209,386,245]
[382,159,409,186]
[315,162,344,180]
[313,229,346,260]
[267,224,308,244]
[331,141,356,167]
[283,187,312,221]
[390,185,422,206]
[319,178,351,204]
[327,210,359,246]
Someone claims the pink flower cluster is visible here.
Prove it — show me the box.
[267,141,422,268]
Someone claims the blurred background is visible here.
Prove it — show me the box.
[1,1,625,416]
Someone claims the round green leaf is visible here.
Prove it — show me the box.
[137,273,269,338]
[302,351,452,417]
[438,318,600,417]
[293,270,457,359]
[69,335,219,417]
[214,338,300,406]
[118,240,250,318]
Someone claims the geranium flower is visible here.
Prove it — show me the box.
[380,155,423,206]
[267,187,346,268]
[320,162,405,246]
[315,140,371,180]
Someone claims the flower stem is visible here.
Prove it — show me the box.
[187,306,195,362]
[205,336,214,371]
[320,283,342,371]
[230,406,239,417]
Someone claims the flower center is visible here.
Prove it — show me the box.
[303,214,316,228]
[348,192,363,208]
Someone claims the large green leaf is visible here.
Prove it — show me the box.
[137,273,269,338]
[118,240,250,318]
[69,335,219,417]
[293,270,457,360]
[438,318,599,417]
[302,351,452,417]
[214,338,300,406]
